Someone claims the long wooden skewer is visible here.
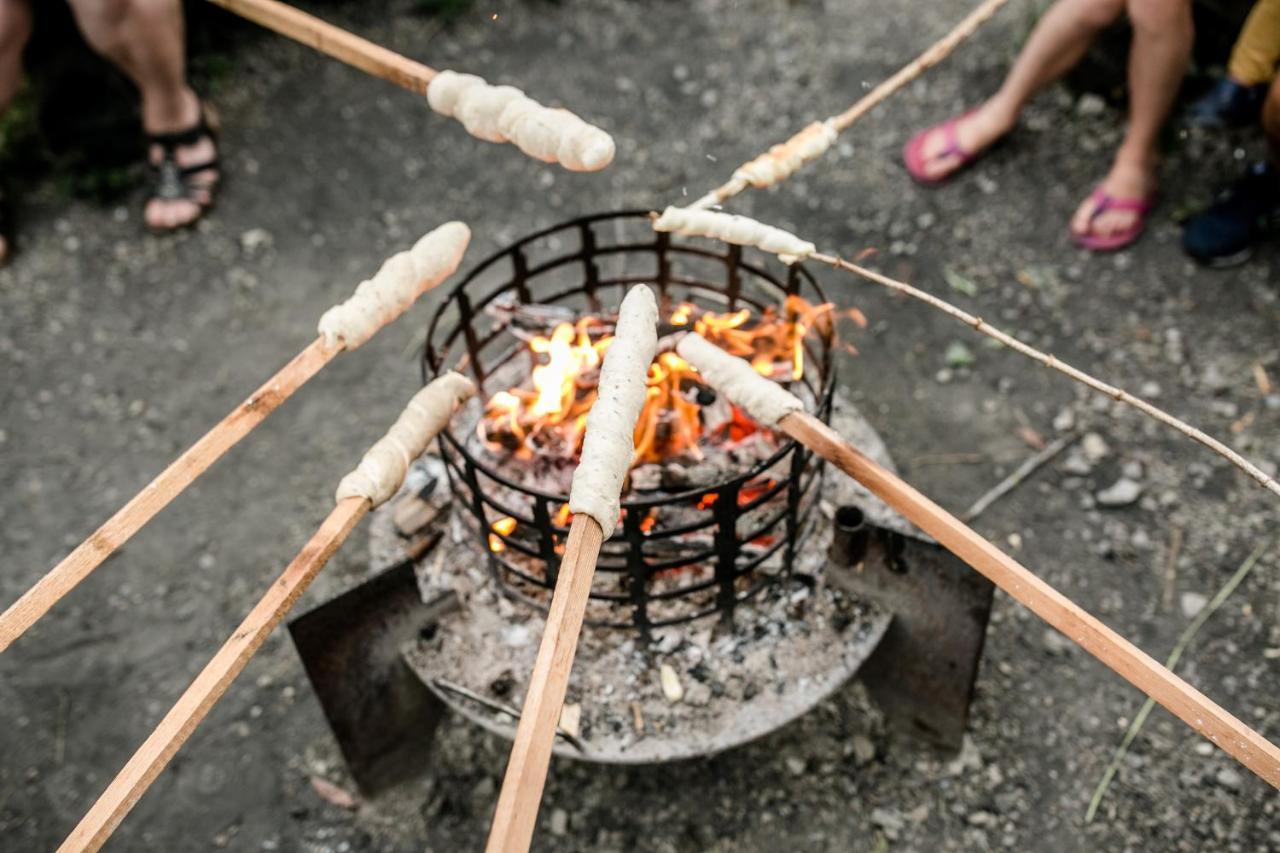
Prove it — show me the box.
[0,338,338,652]
[486,285,658,853]
[691,0,1012,209]
[206,0,436,92]
[205,0,615,172]
[486,514,605,852]
[57,496,370,853]
[674,333,1280,789]
[0,223,470,653]
[778,411,1280,789]
[58,372,476,852]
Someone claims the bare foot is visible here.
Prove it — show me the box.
[911,100,1015,181]
[1070,158,1155,242]
[0,234,9,266]
[144,90,219,232]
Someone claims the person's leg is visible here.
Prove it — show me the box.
[910,0,1126,180]
[0,0,32,262]
[1070,0,1192,241]
[1265,71,1280,159]
[66,0,217,230]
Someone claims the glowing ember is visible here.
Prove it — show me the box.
[479,296,862,469]
[488,515,517,552]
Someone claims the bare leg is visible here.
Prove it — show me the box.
[1070,0,1192,239]
[1265,75,1280,164]
[0,0,32,262]
[915,0,1126,179]
[67,0,218,230]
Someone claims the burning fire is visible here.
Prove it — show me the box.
[479,296,863,466]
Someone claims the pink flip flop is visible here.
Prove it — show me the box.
[1071,187,1154,252]
[903,110,981,185]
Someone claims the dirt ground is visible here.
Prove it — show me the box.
[2,1,1279,850]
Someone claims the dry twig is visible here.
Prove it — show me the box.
[811,252,1280,502]
[962,431,1078,522]
[1085,540,1273,822]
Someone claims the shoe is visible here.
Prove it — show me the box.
[1184,77,1268,129]
[1182,162,1280,267]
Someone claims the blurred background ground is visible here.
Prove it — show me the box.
[1,1,1278,850]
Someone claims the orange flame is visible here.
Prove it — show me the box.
[488,516,517,552]
[480,297,859,468]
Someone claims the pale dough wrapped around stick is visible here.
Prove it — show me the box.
[567,285,659,531]
[427,70,615,172]
[676,333,804,426]
[652,206,816,264]
[733,120,838,189]
[335,371,476,506]
[317,221,471,350]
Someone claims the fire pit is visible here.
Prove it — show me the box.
[422,211,842,634]
[288,212,994,791]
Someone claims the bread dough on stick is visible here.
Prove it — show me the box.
[676,333,804,426]
[567,286,659,531]
[317,221,470,349]
[426,70,615,171]
[652,207,815,264]
[335,371,476,506]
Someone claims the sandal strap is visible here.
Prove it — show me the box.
[146,109,218,151]
[177,157,220,178]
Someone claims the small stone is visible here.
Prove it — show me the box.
[549,808,569,836]
[683,680,712,707]
[659,663,684,703]
[1215,767,1243,791]
[1061,453,1092,476]
[785,755,807,776]
[1076,93,1106,116]
[1096,477,1143,508]
[1042,629,1073,656]
[1081,433,1110,462]
[1180,592,1208,619]
[851,734,876,766]
[1052,407,1075,433]
[967,810,998,827]
[870,807,904,839]
[239,227,274,256]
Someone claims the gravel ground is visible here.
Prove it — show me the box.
[2,1,1278,851]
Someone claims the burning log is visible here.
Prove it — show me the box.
[677,333,1280,792]
[0,223,471,654]
[204,0,614,171]
[57,373,476,853]
[487,286,658,853]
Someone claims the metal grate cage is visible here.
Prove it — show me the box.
[422,211,837,636]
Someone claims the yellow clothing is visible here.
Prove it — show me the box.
[1230,0,1280,86]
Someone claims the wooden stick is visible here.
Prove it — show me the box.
[206,0,437,93]
[0,338,340,653]
[810,251,1280,501]
[486,514,605,853]
[780,411,1280,790]
[691,0,1012,209]
[57,497,370,853]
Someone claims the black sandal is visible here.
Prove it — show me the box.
[145,103,220,232]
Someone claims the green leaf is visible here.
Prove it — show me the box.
[944,265,978,297]
[944,341,976,368]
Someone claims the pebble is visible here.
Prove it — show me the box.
[1180,592,1208,619]
[659,664,684,703]
[1042,629,1073,656]
[1076,93,1107,116]
[550,808,569,836]
[1215,768,1243,791]
[1081,433,1110,462]
[1052,407,1075,432]
[1097,477,1143,508]
[851,734,876,767]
